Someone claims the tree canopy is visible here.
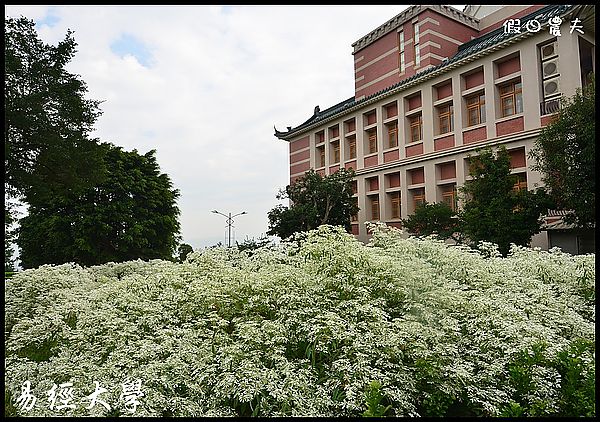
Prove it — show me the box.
[529,77,595,228]
[17,145,181,268]
[401,201,460,241]
[4,16,107,203]
[267,169,359,239]
[458,147,552,256]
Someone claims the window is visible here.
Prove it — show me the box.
[512,173,527,192]
[351,196,359,222]
[317,146,325,167]
[414,23,420,66]
[398,31,405,72]
[441,185,457,212]
[412,188,425,211]
[347,136,356,159]
[390,191,401,219]
[387,122,398,148]
[370,196,380,221]
[409,114,423,143]
[367,129,377,154]
[438,104,454,134]
[331,141,340,164]
[316,131,325,144]
[466,94,485,126]
[500,81,523,117]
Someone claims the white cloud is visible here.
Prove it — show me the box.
[6,5,464,250]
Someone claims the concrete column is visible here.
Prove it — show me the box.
[520,42,541,131]
[483,59,497,139]
[421,86,435,153]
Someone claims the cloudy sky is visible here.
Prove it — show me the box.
[6,4,464,250]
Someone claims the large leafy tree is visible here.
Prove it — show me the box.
[529,77,595,228]
[459,147,552,256]
[5,17,107,203]
[17,144,181,268]
[267,168,359,239]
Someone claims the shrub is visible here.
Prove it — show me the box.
[4,224,595,417]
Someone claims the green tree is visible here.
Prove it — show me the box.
[17,144,181,268]
[267,168,359,239]
[459,147,552,256]
[5,17,107,203]
[402,201,460,241]
[5,203,17,272]
[178,243,194,263]
[529,77,595,228]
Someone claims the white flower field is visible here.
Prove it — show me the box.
[4,224,595,417]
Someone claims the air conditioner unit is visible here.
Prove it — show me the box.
[543,78,561,98]
[540,41,558,61]
[542,58,559,79]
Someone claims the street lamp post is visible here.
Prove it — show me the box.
[211,210,247,247]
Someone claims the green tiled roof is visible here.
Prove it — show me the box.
[274,4,578,140]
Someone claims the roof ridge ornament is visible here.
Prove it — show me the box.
[314,105,320,115]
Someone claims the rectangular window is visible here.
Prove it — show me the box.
[466,94,486,126]
[399,32,405,72]
[414,24,420,67]
[512,173,527,192]
[438,104,454,134]
[412,188,425,211]
[318,147,325,168]
[351,196,358,222]
[390,191,401,219]
[368,129,377,154]
[332,141,340,164]
[371,196,380,221]
[500,81,523,117]
[316,131,325,144]
[348,137,356,159]
[409,114,423,143]
[387,122,398,148]
[441,185,457,212]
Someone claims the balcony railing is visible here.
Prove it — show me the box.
[540,98,561,116]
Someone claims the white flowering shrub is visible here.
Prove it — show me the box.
[4,224,595,417]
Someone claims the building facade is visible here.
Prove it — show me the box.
[274,5,595,250]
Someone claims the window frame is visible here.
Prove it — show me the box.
[387,122,398,148]
[347,137,357,160]
[437,104,454,134]
[390,191,401,219]
[367,129,378,154]
[409,114,423,143]
[499,81,523,117]
[370,196,380,221]
[466,93,486,127]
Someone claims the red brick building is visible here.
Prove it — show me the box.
[275,5,595,252]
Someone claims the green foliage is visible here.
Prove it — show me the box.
[235,235,273,253]
[459,146,553,256]
[16,144,181,268]
[177,243,194,263]
[5,202,17,272]
[4,224,595,417]
[362,380,392,417]
[4,17,107,203]
[402,201,459,241]
[267,169,359,239]
[530,76,595,228]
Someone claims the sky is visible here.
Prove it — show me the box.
[5,4,464,251]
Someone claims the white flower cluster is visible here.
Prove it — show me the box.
[4,224,595,417]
